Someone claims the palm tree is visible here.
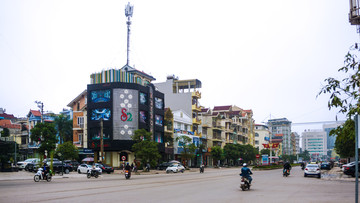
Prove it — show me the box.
[54,114,73,144]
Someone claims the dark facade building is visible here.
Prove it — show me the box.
[87,78,165,167]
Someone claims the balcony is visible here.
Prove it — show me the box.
[191,91,201,99]
[192,118,202,125]
[192,104,201,112]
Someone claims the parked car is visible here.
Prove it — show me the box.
[342,161,356,172]
[51,162,73,174]
[25,161,42,172]
[166,164,185,173]
[157,162,172,170]
[97,163,114,174]
[77,164,102,174]
[304,164,321,178]
[64,160,80,171]
[17,158,39,171]
[320,162,331,170]
[344,163,360,177]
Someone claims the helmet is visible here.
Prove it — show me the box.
[243,163,247,167]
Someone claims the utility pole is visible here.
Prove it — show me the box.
[100,118,104,163]
[35,101,44,123]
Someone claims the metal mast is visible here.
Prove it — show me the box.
[125,2,134,66]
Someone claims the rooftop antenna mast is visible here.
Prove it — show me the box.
[125,2,134,66]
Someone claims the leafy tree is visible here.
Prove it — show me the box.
[241,144,257,163]
[0,128,10,137]
[260,148,275,155]
[55,141,79,160]
[224,143,240,165]
[318,47,360,158]
[30,122,57,157]
[298,150,311,161]
[330,119,355,158]
[211,146,223,166]
[131,129,161,169]
[54,114,73,144]
[164,108,173,130]
[176,135,196,167]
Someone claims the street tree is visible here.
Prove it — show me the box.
[224,143,240,165]
[318,47,360,158]
[30,122,57,157]
[0,128,10,137]
[175,135,196,167]
[211,146,223,166]
[330,119,355,158]
[241,144,258,164]
[131,129,161,169]
[55,141,79,161]
[54,114,73,144]
[298,150,311,161]
[260,148,275,156]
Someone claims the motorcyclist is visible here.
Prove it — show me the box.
[283,162,292,174]
[42,163,49,179]
[300,162,305,170]
[200,163,205,173]
[125,162,132,176]
[240,163,253,185]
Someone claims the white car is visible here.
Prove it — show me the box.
[304,164,321,178]
[77,164,102,174]
[17,158,39,171]
[342,162,356,172]
[166,164,185,173]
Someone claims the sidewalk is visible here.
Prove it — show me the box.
[321,166,358,182]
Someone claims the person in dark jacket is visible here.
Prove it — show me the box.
[240,163,253,184]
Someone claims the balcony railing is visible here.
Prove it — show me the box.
[192,118,201,125]
[191,91,201,98]
[192,104,201,112]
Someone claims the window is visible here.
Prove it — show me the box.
[78,134,83,144]
[255,140,259,145]
[255,133,259,137]
[77,116,84,128]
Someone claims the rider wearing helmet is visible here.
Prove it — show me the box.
[283,162,292,174]
[42,162,49,179]
[240,163,253,184]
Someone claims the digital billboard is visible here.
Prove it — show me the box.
[113,89,139,140]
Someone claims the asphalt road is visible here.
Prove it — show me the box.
[0,167,358,203]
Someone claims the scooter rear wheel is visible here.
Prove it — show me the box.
[46,175,52,182]
[87,173,91,178]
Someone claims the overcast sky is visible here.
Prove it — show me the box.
[0,0,358,134]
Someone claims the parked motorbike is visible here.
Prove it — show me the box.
[283,169,290,177]
[34,168,52,182]
[87,169,99,178]
[240,177,250,191]
[125,170,131,179]
[200,165,204,173]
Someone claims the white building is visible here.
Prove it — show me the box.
[254,124,271,151]
[301,129,327,160]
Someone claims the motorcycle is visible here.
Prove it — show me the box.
[240,177,250,191]
[87,169,99,178]
[125,170,131,179]
[34,168,52,182]
[283,169,290,177]
[301,165,305,170]
[200,165,204,173]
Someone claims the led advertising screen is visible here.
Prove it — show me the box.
[155,97,163,109]
[91,90,111,103]
[91,108,111,121]
[113,89,138,140]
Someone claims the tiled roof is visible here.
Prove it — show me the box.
[213,105,232,111]
[0,120,21,129]
[201,108,209,113]
[0,113,16,119]
[230,110,241,115]
[212,112,219,116]
[30,110,41,117]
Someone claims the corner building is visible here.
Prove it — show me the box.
[87,66,165,167]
